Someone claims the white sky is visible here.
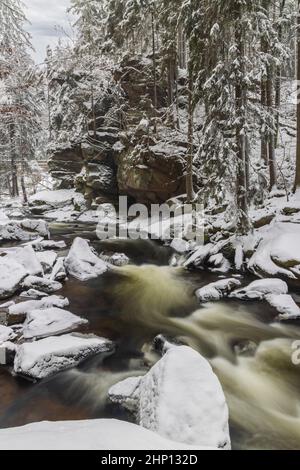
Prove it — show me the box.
[22,0,74,64]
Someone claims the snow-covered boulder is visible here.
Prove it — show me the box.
[4,246,43,276]
[64,237,108,281]
[29,189,78,210]
[109,345,230,449]
[0,259,27,299]
[230,279,288,300]
[20,289,49,299]
[0,219,49,242]
[22,276,62,294]
[100,252,129,267]
[196,278,241,302]
[0,419,213,450]
[30,240,66,251]
[0,210,9,223]
[14,334,114,379]
[8,295,69,321]
[266,294,300,320]
[22,307,88,340]
[0,341,16,365]
[170,238,191,254]
[0,325,16,345]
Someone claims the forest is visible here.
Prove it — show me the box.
[0,0,300,452]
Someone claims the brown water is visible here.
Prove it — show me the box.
[1,222,300,450]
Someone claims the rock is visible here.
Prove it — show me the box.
[183,244,214,268]
[0,259,27,299]
[29,189,80,210]
[0,325,16,345]
[19,289,49,299]
[266,294,300,320]
[49,258,67,281]
[30,239,66,251]
[100,253,130,267]
[196,278,242,302]
[36,251,58,273]
[0,419,213,450]
[65,237,108,281]
[4,246,43,276]
[48,146,84,190]
[22,307,88,340]
[109,344,230,449]
[0,341,16,366]
[8,295,69,324]
[170,238,191,254]
[0,219,49,242]
[14,334,114,380]
[22,276,63,294]
[230,279,288,300]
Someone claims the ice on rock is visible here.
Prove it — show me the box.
[14,334,114,379]
[230,279,288,300]
[0,325,17,345]
[0,259,27,299]
[22,307,88,340]
[196,278,241,302]
[65,237,108,281]
[266,294,300,320]
[0,419,213,450]
[22,276,62,294]
[109,345,231,449]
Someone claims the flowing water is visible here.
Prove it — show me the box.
[1,222,300,450]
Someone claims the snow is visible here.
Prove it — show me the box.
[22,307,88,340]
[22,276,62,294]
[230,279,288,300]
[266,294,300,320]
[0,259,27,299]
[36,251,58,273]
[8,296,69,318]
[4,246,43,276]
[170,238,191,254]
[64,237,108,281]
[29,189,78,208]
[109,345,230,449]
[0,325,16,345]
[196,278,241,302]
[14,334,114,379]
[0,419,213,450]
[0,210,9,223]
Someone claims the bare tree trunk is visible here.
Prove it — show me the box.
[295,0,300,190]
[275,0,286,148]
[266,66,277,191]
[261,79,268,164]
[186,62,195,203]
[9,122,19,197]
[21,175,28,204]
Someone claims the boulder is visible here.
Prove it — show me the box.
[14,333,114,380]
[64,237,108,281]
[196,278,241,302]
[109,344,230,449]
[0,259,27,299]
[230,279,288,300]
[22,276,62,294]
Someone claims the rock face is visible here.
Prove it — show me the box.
[109,344,231,449]
[48,146,84,190]
[116,139,186,204]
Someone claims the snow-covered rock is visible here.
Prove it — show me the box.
[0,219,49,242]
[22,276,62,294]
[14,334,114,379]
[64,237,108,281]
[4,246,43,276]
[100,252,130,267]
[230,278,288,300]
[36,251,57,273]
[49,258,67,281]
[30,240,66,251]
[0,341,16,365]
[109,345,230,449]
[196,278,241,302]
[0,325,16,345]
[8,295,69,319]
[0,419,213,450]
[0,210,9,223]
[19,289,49,299]
[266,294,300,320]
[170,238,191,254]
[0,259,27,299]
[22,307,88,340]
[29,189,78,209]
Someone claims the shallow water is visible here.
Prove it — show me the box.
[1,222,300,450]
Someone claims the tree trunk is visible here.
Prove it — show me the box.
[21,175,28,204]
[151,12,158,134]
[235,5,250,235]
[295,0,300,190]
[275,0,286,148]
[261,80,268,164]
[266,66,277,191]
[9,122,19,197]
[186,62,195,203]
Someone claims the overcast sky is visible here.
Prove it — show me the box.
[23,0,74,64]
